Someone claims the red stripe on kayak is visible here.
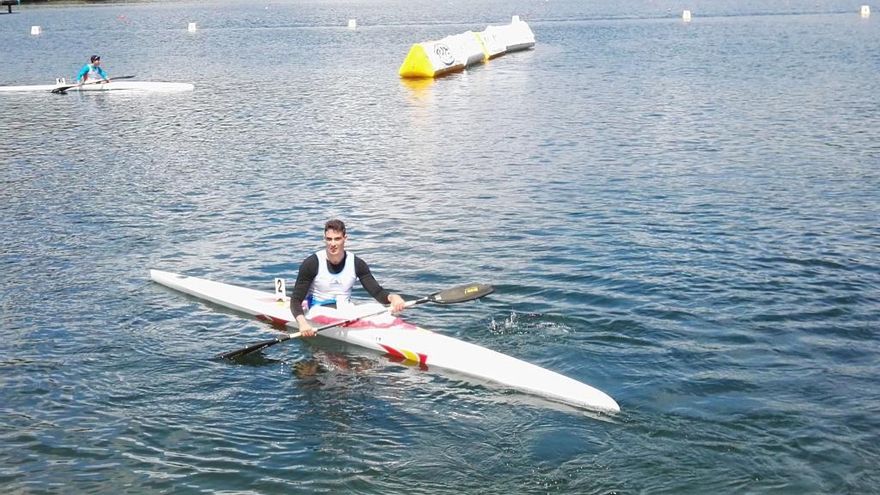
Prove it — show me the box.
[256,314,290,328]
[310,315,417,330]
[379,344,428,366]
[380,344,405,360]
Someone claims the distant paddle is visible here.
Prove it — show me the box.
[216,282,494,360]
[51,75,136,94]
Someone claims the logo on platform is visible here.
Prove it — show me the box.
[434,43,455,66]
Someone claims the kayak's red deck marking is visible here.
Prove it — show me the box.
[310,315,417,330]
[380,344,428,367]
[256,314,290,328]
[309,315,426,367]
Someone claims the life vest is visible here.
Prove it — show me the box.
[307,249,356,309]
[87,65,102,79]
[77,63,105,82]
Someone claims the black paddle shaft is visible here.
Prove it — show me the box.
[51,75,137,94]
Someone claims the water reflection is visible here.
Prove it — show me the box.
[292,352,378,388]
[399,76,436,104]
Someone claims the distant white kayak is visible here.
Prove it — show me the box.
[0,81,194,93]
[149,269,621,413]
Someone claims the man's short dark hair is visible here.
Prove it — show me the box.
[90,55,101,62]
[324,219,346,235]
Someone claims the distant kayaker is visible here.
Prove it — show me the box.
[76,55,110,84]
[290,219,406,337]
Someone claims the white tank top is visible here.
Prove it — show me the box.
[308,249,356,307]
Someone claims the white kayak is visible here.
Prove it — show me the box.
[0,81,194,93]
[149,269,620,413]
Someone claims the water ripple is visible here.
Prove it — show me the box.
[2,1,880,493]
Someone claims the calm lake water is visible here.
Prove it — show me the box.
[1,0,879,493]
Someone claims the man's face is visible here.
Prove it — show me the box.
[324,228,346,258]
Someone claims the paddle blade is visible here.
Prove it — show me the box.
[216,337,283,360]
[427,283,494,304]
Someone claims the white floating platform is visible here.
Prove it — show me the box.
[399,16,535,79]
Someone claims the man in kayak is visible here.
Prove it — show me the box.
[290,219,406,337]
[76,55,110,84]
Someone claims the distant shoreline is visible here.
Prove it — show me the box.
[14,0,151,4]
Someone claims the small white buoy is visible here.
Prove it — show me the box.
[682,10,692,22]
[30,26,42,36]
[347,18,357,29]
[512,15,521,23]
[187,22,197,33]
[860,5,871,17]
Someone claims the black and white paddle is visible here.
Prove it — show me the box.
[51,75,136,94]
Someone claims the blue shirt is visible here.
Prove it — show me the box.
[76,63,108,82]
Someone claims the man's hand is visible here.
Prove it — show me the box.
[388,294,406,314]
[297,316,316,337]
